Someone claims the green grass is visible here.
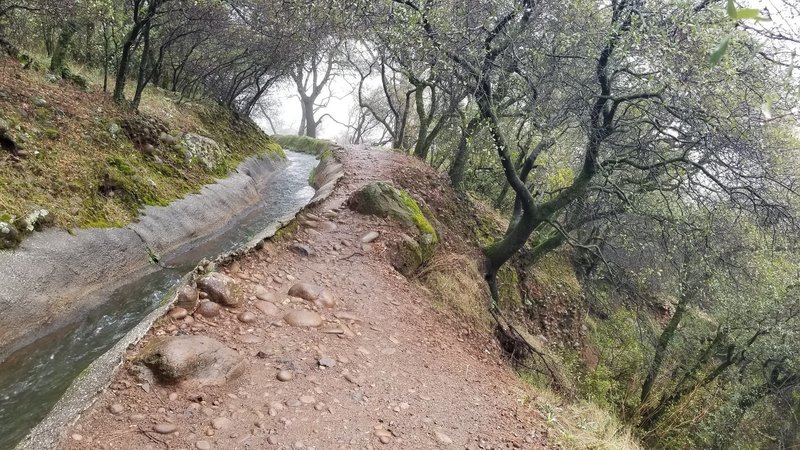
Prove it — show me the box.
[272,135,331,156]
[0,53,284,241]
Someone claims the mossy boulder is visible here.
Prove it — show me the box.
[347,181,437,241]
[0,221,21,249]
[348,181,438,275]
[179,133,224,171]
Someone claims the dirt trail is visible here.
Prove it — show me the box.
[60,145,548,450]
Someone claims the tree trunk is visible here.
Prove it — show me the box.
[49,21,78,76]
[113,26,140,103]
[302,97,317,138]
[131,22,151,110]
[448,116,481,190]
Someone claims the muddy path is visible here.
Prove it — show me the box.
[57,145,549,450]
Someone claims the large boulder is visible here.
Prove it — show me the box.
[347,182,437,244]
[197,272,240,306]
[134,335,245,387]
[348,182,438,275]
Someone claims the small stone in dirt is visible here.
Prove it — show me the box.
[196,441,212,450]
[344,373,364,386]
[276,370,293,382]
[360,231,380,243]
[289,243,314,257]
[283,310,323,327]
[254,285,274,301]
[288,282,336,308]
[153,423,178,434]
[168,392,178,401]
[318,357,336,368]
[380,435,391,444]
[237,311,256,323]
[71,434,83,441]
[318,221,337,232]
[299,395,316,404]
[109,403,124,415]
[267,435,278,445]
[320,325,344,334]
[197,272,240,306]
[254,300,279,316]
[196,301,221,318]
[434,431,453,445]
[169,307,188,320]
[212,417,233,430]
[176,284,200,312]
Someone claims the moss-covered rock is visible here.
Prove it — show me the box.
[347,181,437,242]
[348,181,438,275]
[0,221,21,249]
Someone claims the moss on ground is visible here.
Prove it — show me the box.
[272,135,330,156]
[0,54,284,236]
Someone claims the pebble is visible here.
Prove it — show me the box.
[435,431,453,445]
[168,392,178,401]
[284,310,323,327]
[196,441,212,450]
[169,307,188,320]
[153,423,178,434]
[318,357,337,368]
[237,311,256,323]
[212,417,233,430]
[255,300,279,315]
[196,301,221,318]
[71,434,83,441]
[109,403,124,415]
[360,231,380,243]
[299,395,316,404]
[267,435,278,445]
[277,370,293,382]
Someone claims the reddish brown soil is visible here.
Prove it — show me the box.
[59,145,549,450]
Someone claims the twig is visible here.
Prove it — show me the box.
[137,425,168,448]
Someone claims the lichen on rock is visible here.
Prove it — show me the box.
[179,133,224,171]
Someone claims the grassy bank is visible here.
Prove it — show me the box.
[0,53,284,235]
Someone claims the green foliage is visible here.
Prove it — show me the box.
[273,135,330,156]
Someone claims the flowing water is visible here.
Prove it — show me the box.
[0,150,318,449]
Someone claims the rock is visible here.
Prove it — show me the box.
[175,284,199,312]
[360,231,380,243]
[318,221,337,232]
[283,310,323,327]
[434,431,453,445]
[390,233,429,277]
[0,221,22,250]
[180,133,224,171]
[196,301,221,318]
[254,285,274,301]
[239,334,262,344]
[0,117,8,134]
[197,272,240,306]
[237,311,256,323]
[267,435,278,445]
[108,123,121,135]
[212,417,232,430]
[71,434,82,441]
[169,307,188,320]
[289,243,314,257]
[254,300,279,316]
[276,370,293,381]
[347,181,437,244]
[318,357,336,368]
[33,97,47,108]
[196,441,212,450]
[135,335,245,387]
[109,403,124,415]
[299,395,315,404]
[153,423,178,434]
[287,283,336,308]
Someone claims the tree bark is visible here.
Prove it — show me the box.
[49,20,78,76]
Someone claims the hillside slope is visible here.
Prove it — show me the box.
[0,54,282,246]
